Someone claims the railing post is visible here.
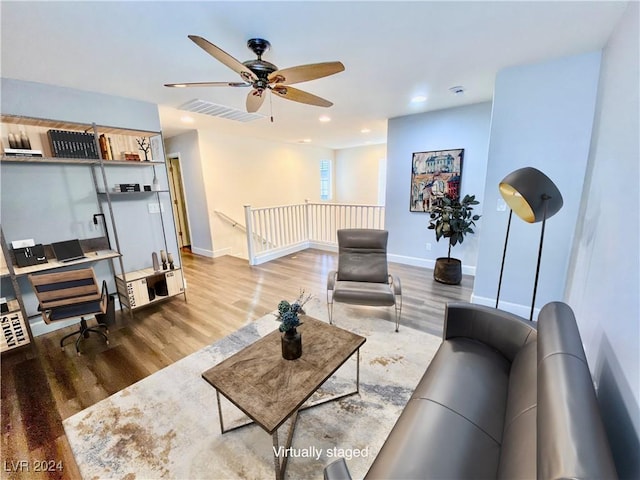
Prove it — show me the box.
[244,205,256,265]
[304,199,312,244]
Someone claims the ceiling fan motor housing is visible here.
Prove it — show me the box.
[244,38,278,82]
[243,59,278,78]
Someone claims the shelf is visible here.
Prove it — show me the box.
[98,160,165,166]
[115,267,184,310]
[1,155,99,165]
[1,114,159,137]
[1,155,165,166]
[97,190,169,195]
[11,250,121,277]
[115,266,180,282]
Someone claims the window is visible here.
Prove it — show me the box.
[320,159,332,201]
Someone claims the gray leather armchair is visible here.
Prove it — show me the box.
[327,229,402,331]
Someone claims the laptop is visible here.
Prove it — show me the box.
[51,239,86,263]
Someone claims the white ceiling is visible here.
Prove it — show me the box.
[1,1,628,150]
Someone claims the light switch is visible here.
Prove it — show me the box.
[148,203,164,214]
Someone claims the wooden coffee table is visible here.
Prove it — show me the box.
[202,316,366,480]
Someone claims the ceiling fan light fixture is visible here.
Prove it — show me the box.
[166,36,344,115]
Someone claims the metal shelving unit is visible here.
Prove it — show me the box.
[0,114,186,343]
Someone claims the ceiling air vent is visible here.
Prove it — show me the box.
[178,99,265,123]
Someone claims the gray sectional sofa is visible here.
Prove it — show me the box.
[325,301,617,479]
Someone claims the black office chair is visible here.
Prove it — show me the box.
[29,268,109,355]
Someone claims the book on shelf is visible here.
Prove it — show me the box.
[98,134,112,160]
[48,129,99,159]
[4,148,43,158]
[114,183,141,192]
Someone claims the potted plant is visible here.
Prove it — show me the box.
[276,291,312,360]
[428,194,481,285]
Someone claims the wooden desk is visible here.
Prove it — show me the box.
[10,250,121,277]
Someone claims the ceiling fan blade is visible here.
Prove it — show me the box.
[188,35,257,82]
[246,89,266,113]
[268,61,345,85]
[164,81,250,88]
[271,85,333,107]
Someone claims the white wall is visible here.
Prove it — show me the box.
[385,102,492,273]
[192,129,334,258]
[472,52,602,319]
[565,4,639,477]
[335,144,386,204]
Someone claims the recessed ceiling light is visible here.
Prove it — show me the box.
[449,86,465,95]
[319,115,331,123]
[361,128,371,134]
[411,95,427,103]
[300,138,312,143]
[180,115,194,123]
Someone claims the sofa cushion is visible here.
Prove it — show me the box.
[498,339,538,479]
[365,398,502,479]
[411,337,511,443]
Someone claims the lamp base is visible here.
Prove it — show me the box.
[434,257,462,285]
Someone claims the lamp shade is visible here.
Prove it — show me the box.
[499,167,563,223]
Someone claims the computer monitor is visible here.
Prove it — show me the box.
[51,239,86,263]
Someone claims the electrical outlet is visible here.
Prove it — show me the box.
[426,242,432,251]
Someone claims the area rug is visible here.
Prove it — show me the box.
[63,298,442,479]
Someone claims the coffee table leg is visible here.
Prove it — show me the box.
[216,389,226,433]
[272,430,282,480]
[272,410,300,480]
[356,348,360,393]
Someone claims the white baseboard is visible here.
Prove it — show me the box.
[387,254,476,276]
[213,247,232,258]
[190,246,215,258]
[308,241,337,253]
[471,294,540,321]
[252,242,309,265]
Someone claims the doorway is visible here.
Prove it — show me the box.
[167,154,192,251]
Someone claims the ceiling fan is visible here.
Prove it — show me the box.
[165,36,345,114]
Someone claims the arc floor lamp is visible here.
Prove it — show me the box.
[495,167,563,321]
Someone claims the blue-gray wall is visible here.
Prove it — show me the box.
[472,52,602,319]
[1,78,160,131]
[385,102,492,273]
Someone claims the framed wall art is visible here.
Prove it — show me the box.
[409,148,464,212]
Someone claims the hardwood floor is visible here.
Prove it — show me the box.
[0,250,473,479]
